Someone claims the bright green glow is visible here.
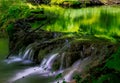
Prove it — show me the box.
[37,5,120,40]
[51,0,82,4]
[0,0,120,40]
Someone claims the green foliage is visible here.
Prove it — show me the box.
[0,0,31,32]
[42,5,120,42]
[1,0,120,41]
[7,5,29,19]
[105,47,120,71]
[6,23,14,38]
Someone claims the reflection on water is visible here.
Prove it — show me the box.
[43,5,120,39]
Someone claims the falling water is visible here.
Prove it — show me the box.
[4,43,36,64]
[64,68,77,82]
[72,59,81,68]
[59,53,65,70]
[9,53,61,83]
[21,43,37,61]
[22,47,34,60]
[53,68,77,83]
[40,53,59,70]
[7,43,70,82]
[53,57,91,83]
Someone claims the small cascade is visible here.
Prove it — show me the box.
[20,43,36,61]
[53,68,77,83]
[5,43,38,64]
[22,47,34,61]
[62,60,82,82]
[9,53,61,82]
[4,56,22,64]
[40,53,59,70]
[59,53,65,70]
[63,68,77,82]
[53,57,92,83]
[72,59,81,68]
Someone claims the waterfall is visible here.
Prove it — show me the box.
[63,68,77,82]
[20,43,36,61]
[9,53,61,83]
[61,60,82,82]
[53,57,92,83]
[22,47,34,60]
[4,43,37,64]
[72,59,81,68]
[8,43,71,82]
[59,53,65,70]
[40,53,59,70]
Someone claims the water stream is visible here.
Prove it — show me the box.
[0,36,102,83]
[0,5,120,83]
